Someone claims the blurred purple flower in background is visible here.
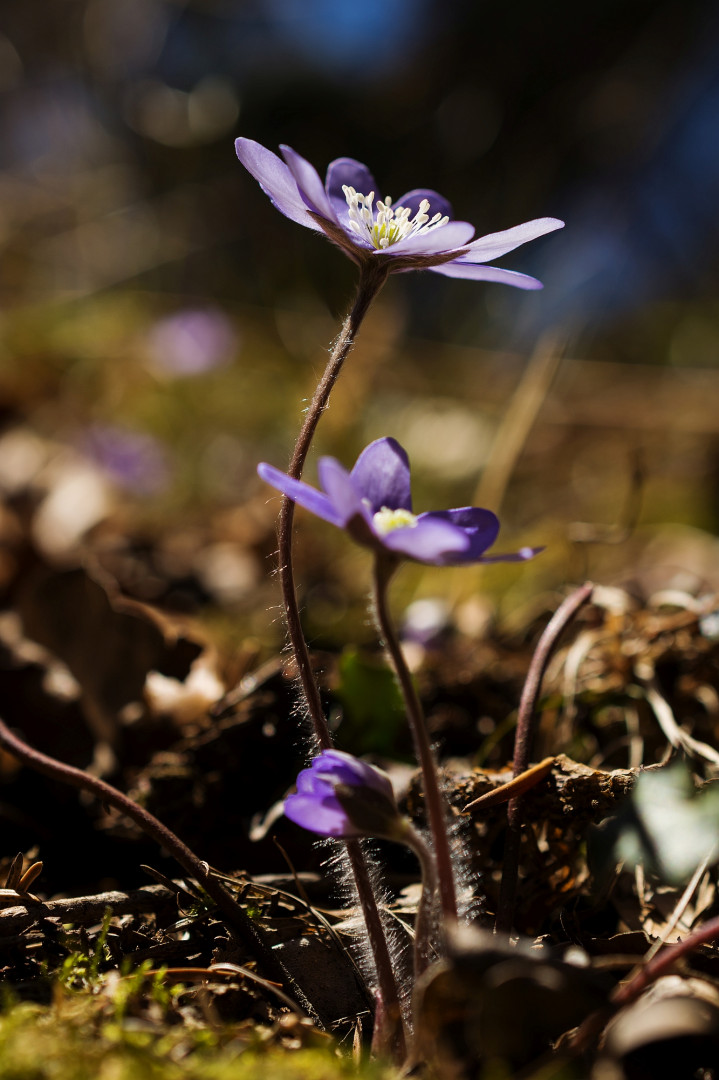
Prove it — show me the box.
[285,749,401,839]
[236,138,563,287]
[146,308,235,376]
[81,424,170,496]
[258,436,541,566]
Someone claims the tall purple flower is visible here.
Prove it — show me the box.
[258,437,540,567]
[236,138,563,288]
[285,750,402,840]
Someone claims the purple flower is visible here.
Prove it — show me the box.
[235,138,563,288]
[285,749,401,839]
[258,437,540,567]
[146,308,235,377]
[80,424,170,496]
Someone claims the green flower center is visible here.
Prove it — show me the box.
[372,506,418,534]
[343,187,450,250]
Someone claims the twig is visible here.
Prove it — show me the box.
[462,757,556,813]
[641,853,713,966]
[0,885,176,935]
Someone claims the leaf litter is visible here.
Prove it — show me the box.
[2,422,719,1077]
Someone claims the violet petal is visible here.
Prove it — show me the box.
[284,791,357,837]
[325,156,379,224]
[393,188,454,221]
[418,507,500,564]
[458,218,565,263]
[280,144,336,222]
[317,457,371,525]
[257,462,343,525]
[381,516,470,563]
[235,138,322,231]
[388,220,475,256]
[312,749,394,800]
[350,437,412,513]
[296,770,332,796]
[476,545,545,563]
[429,262,544,289]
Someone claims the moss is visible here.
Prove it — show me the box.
[0,995,394,1080]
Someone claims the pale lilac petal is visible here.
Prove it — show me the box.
[257,462,343,525]
[235,138,322,231]
[350,437,412,513]
[458,218,565,263]
[325,157,379,223]
[388,220,475,256]
[419,508,500,563]
[392,189,454,221]
[280,145,336,222]
[284,791,357,837]
[429,262,544,289]
[382,516,470,563]
[317,457,370,525]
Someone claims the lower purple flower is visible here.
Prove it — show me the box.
[258,436,541,567]
[284,750,402,840]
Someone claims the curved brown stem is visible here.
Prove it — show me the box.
[496,582,594,933]
[570,912,719,1054]
[0,716,300,1005]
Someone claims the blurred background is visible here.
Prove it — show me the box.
[2,0,719,656]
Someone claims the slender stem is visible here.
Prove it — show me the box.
[373,556,458,922]
[0,716,301,1004]
[272,260,405,1054]
[279,260,390,748]
[496,582,594,933]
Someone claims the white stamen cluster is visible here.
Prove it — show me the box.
[343,186,449,250]
[373,506,418,534]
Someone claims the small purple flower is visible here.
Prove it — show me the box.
[235,138,563,288]
[81,424,170,496]
[285,749,401,839]
[146,308,235,376]
[258,436,540,567]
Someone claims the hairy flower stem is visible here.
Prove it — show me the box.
[275,260,404,1057]
[347,838,406,1060]
[0,716,301,1006]
[279,260,390,749]
[399,823,438,979]
[373,556,458,924]
[496,582,594,934]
